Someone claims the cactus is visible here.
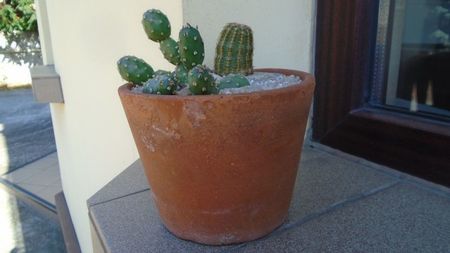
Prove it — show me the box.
[159,38,180,65]
[188,65,218,95]
[214,23,253,76]
[142,73,177,95]
[179,24,205,70]
[218,74,250,89]
[117,56,154,85]
[173,65,188,84]
[154,70,171,76]
[142,9,171,42]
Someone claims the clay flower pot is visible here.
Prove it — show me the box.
[118,68,315,245]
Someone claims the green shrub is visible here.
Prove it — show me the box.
[0,0,37,36]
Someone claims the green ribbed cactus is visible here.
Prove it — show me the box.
[142,9,171,42]
[117,56,154,85]
[214,23,253,76]
[179,24,205,70]
[188,65,218,95]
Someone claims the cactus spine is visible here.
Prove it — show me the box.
[142,9,171,42]
[188,65,218,95]
[117,56,154,85]
[214,23,253,76]
[179,24,205,70]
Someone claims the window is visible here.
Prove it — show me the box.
[313,0,450,186]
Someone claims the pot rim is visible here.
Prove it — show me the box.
[118,68,315,100]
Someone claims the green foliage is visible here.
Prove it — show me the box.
[188,65,218,95]
[218,74,250,89]
[117,56,154,85]
[0,0,37,36]
[214,23,253,76]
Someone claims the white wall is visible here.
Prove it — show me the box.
[40,0,315,252]
[183,0,315,72]
[41,1,183,252]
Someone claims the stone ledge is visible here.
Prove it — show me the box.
[87,145,450,253]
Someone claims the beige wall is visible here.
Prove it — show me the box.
[39,0,315,252]
[183,0,315,72]
[41,1,183,252]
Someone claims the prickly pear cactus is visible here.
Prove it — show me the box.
[142,73,177,95]
[218,74,250,89]
[187,65,218,95]
[173,65,188,84]
[159,38,180,65]
[142,9,171,42]
[117,56,154,85]
[214,23,253,76]
[179,24,205,70]
[154,70,171,76]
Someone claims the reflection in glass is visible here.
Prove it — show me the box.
[376,0,450,118]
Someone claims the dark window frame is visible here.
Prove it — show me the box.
[313,0,450,187]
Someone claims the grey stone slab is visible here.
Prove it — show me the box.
[31,65,64,103]
[298,145,324,162]
[87,160,149,206]
[89,190,236,253]
[287,151,398,223]
[235,183,450,253]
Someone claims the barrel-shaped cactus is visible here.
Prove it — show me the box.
[159,38,180,65]
[214,23,253,76]
[218,74,250,89]
[143,73,177,95]
[142,9,171,42]
[117,56,154,85]
[188,65,218,95]
[179,24,205,70]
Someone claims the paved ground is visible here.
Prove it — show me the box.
[0,88,56,174]
[0,184,66,253]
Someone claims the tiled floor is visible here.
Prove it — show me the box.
[88,142,450,252]
[1,152,62,207]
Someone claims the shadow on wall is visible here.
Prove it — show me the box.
[0,32,42,67]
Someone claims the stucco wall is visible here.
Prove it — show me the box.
[41,1,183,252]
[39,0,315,252]
[183,0,315,72]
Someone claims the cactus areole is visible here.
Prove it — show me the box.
[117,8,316,246]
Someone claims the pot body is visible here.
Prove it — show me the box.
[118,69,315,245]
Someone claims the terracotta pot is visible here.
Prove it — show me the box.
[118,69,315,245]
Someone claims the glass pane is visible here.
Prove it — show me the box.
[374,0,450,118]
